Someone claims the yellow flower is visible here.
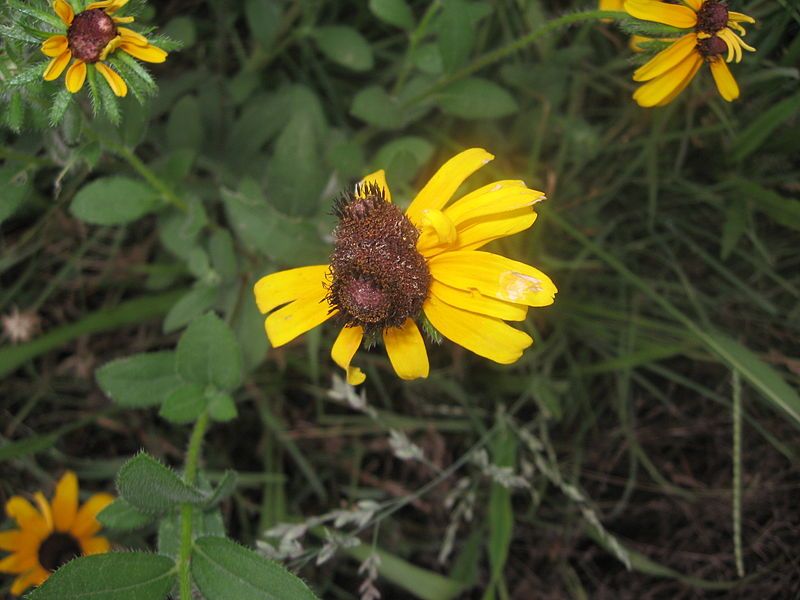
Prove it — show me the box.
[0,471,113,596]
[41,0,167,97]
[598,0,656,52]
[253,149,557,385]
[624,0,755,107]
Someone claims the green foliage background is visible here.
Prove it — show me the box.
[1,0,799,598]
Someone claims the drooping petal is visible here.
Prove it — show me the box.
[423,295,533,364]
[254,266,330,314]
[53,0,74,25]
[633,33,698,82]
[5,497,49,538]
[70,493,114,539]
[0,530,22,551]
[265,288,335,348]
[95,62,128,97]
[450,210,537,253]
[624,0,697,28]
[118,27,149,46]
[727,11,755,24]
[709,59,739,102]
[51,471,79,533]
[41,35,68,57]
[119,41,168,63]
[430,280,528,321]
[331,325,366,385]
[33,492,54,532]
[0,550,37,574]
[112,15,135,23]
[357,169,391,202]
[10,566,49,596]
[444,180,541,224]
[87,0,129,14]
[418,209,457,247]
[383,319,429,380]
[43,50,72,81]
[428,250,557,307]
[65,60,87,93]
[99,36,123,61]
[633,52,702,107]
[80,536,111,555]
[405,148,494,224]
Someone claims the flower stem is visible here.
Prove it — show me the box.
[113,145,188,212]
[178,411,210,600]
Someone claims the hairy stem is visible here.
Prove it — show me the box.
[178,411,210,600]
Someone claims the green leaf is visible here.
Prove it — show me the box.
[0,432,60,464]
[191,536,320,600]
[486,424,516,596]
[27,553,175,600]
[369,0,415,30]
[708,330,800,430]
[312,26,374,72]
[438,0,473,72]
[158,508,225,558]
[97,498,155,531]
[0,165,31,223]
[438,77,518,119]
[209,229,238,282]
[117,453,208,514]
[720,198,748,260]
[205,470,237,506]
[70,176,159,225]
[731,91,800,163]
[732,177,800,232]
[176,312,243,391]
[96,351,183,408]
[207,391,238,422]
[167,95,203,151]
[222,181,328,267]
[163,286,219,334]
[162,16,197,49]
[350,85,403,129]
[159,383,207,424]
[245,0,282,48]
[375,136,434,175]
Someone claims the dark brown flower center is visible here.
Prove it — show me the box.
[67,9,117,63]
[327,184,430,333]
[696,1,729,34]
[38,532,82,571]
[697,35,728,57]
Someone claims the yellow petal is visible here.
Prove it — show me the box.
[53,0,74,25]
[599,0,624,9]
[450,210,537,253]
[265,288,335,347]
[423,295,533,364]
[87,0,129,14]
[5,497,48,538]
[331,325,366,385]
[70,493,113,539]
[383,319,429,380]
[80,536,111,555]
[709,59,739,102]
[428,250,557,307]
[357,169,391,203]
[0,530,22,551]
[405,148,494,225]
[728,11,755,24]
[254,265,330,314]
[51,471,79,533]
[113,15,135,23]
[633,33,697,82]
[33,492,54,533]
[683,0,701,10]
[120,41,168,63]
[443,180,540,224]
[0,551,37,574]
[43,50,72,81]
[65,60,87,94]
[41,35,68,58]
[419,209,456,246]
[430,280,528,321]
[633,52,702,107]
[10,567,49,596]
[95,62,128,97]
[100,36,123,61]
[118,27,149,46]
[624,0,697,28]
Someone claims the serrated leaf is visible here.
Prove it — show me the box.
[96,351,183,408]
[97,498,155,531]
[369,0,415,29]
[159,383,207,424]
[438,77,518,119]
[27,553,175,600]
[192,536,320,600]
[117,453,208,514]
[350,85,403,129]
[70,176,159,225]
[176,312,243,390]
[312,26,374,72]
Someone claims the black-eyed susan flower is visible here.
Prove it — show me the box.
[0,471,113,596]
[41,0,167,97]
[624,0,755,107]
[254,149,557,384]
